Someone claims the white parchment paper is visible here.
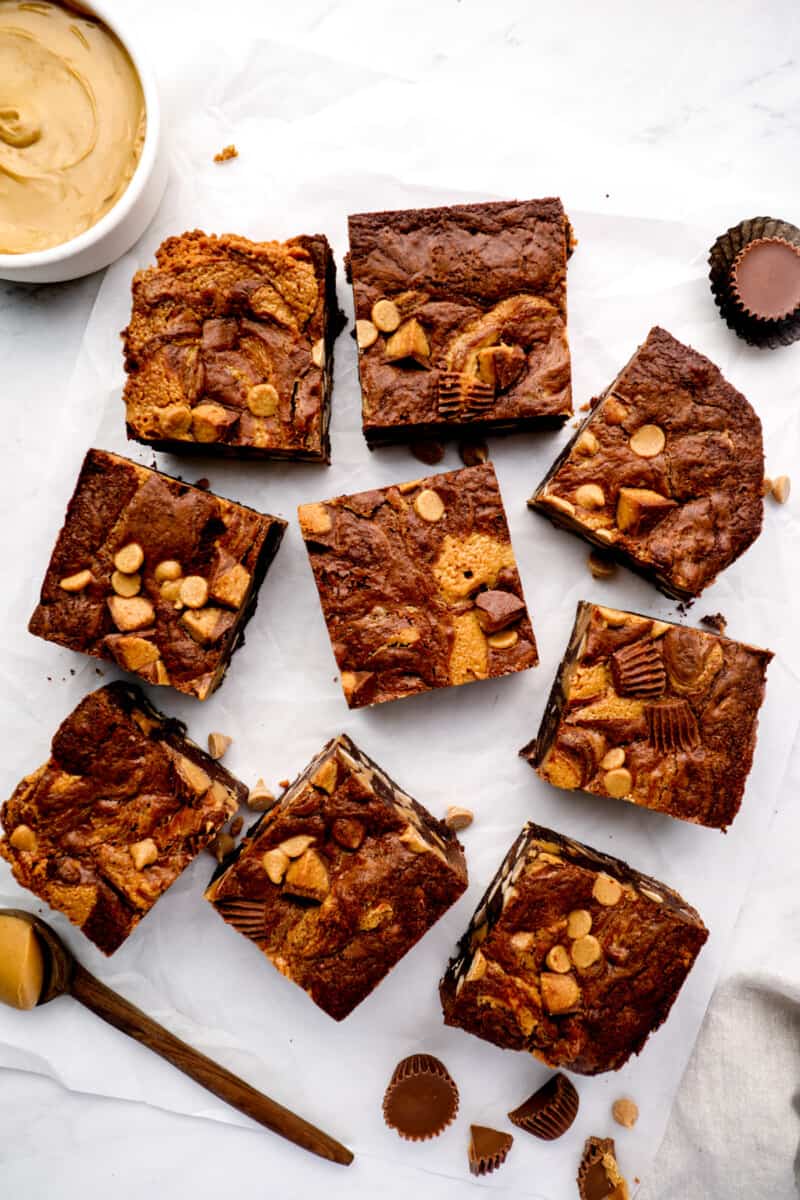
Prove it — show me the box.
[2,41,799,1199]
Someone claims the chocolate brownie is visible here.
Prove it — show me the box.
[298,462,538,708]
[28,449,286,701]
[529,327,764,599]
[521,602,772,830]
[122,230,343,461]
[440,822,707,1075]
[0,684,245,955]
[206,734,467,1020]
[347,199,573,446]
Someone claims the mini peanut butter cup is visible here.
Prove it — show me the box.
[508,1071,579,1140]
[577,1136,630,1200]
[382,1054,459,1141]
[709,216,800,348]
[468,1125,513,1176]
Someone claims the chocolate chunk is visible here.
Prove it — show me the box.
[508,1072,579,1139]
[468,1125,513,1176]
[577,1136,630,1200]
[382,1054,459,1141]
[474,589,527,634]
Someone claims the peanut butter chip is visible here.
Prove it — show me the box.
[575,483,605,509]
[466,950,487,982]
[311,757,338,794]
[546,944,572,973]
[108,595,155,632]
[129,838,158,871]
[598,606,627,627]
[575,429,599,456]
[114,542,144,574]
[356,319,378,349]
[298,502,332,536]
[540,971,581,1014]
[588,551,616,579]
[570,934,602,968]
[262,848,290,884]
[604,767,633,798]
[630,424,666,458]
[180,576,208,609]
[371,298,401,332]
[772,475,791,504]
[612,1098,639,1129]
[154,560,182,583]
[414,489,445,522]
[207,732,232,760]
[59,569,93,592]
[566,912,592,940]
[603,395,628,424]
[278,834,316,859]
[487,629,519,650]
[445,805,474,831]
[311,338,325,368]
[247,383,279,417]
[248,779,276,811]
[9,824,37,852]
[593,873,623,906]
[600,747,626,770]
[111,570,141,597]
[543,494,575,516]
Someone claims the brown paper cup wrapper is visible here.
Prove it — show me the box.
[708,216,800,348]
[382,1053,459,1141]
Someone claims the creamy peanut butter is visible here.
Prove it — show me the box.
[0,914,44,1009]
[0,1,145,254]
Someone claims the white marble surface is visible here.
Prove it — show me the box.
[1,1,799,1196]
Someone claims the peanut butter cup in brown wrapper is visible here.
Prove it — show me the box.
[508,1071,579,1140]
[577,1136,630,1200]
[709,216,800,348]
[382,1053,459,1141]
[468,1125,513,1176]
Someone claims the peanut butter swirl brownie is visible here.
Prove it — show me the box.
[440,822,707,1074]
[0,684,245,954]
[530,327,764,599]
[207,734,467,1020]
[122,230,343,461]
[298,462,538,707]
[347,198,573,446]
[29,449,286,700]
[521,602,772,830]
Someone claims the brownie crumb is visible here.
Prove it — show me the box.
[193,477,210,491]
[458,439,488,467]
[701,612,727,634]
[214,144,238,163]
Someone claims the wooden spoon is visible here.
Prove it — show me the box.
[0,909,353,1166]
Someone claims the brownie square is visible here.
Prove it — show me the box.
[206,734,468,1020]
[529,326,765,599]
[440,822,707,1074]
[28,449,286,701]
[0,684,246,955]
[520,602,772,830]
[122,231,343,462]
[347,198,573,446]
[298,462,538,708]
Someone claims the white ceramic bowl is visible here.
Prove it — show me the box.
[0,1,167,283]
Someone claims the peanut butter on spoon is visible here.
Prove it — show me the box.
[0,0,145,254]
[0,913,44,1009]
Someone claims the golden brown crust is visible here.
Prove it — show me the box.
[122,230,342,462]
[0,684,245,955]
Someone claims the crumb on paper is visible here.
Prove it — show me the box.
[214,144,238,164]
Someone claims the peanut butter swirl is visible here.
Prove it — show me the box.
[0,1,145,254]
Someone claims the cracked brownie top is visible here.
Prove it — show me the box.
[531,326,765,599]
[298,462,538,707]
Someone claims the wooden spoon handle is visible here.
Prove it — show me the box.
[70,962,353,1166]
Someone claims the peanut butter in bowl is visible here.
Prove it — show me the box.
[0,0,146,254]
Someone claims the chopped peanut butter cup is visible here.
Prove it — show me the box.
[578,1136,630,1200]
[383,1054,459,1141]
[468,1125,513,1175]
[508,1072,579,1139]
